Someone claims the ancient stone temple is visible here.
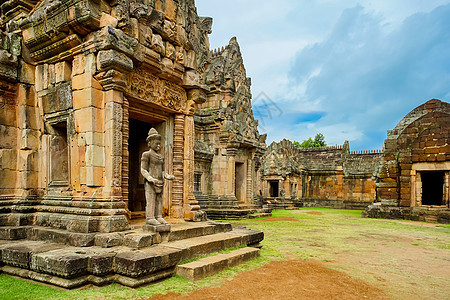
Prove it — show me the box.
[261,139,382,209]
[364,99,450,222]
[193,37,267,219]
[0,0,213,232]
[0,0,264,288]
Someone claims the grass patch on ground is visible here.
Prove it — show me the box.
[0,209,448,299]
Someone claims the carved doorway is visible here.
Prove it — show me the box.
[128,118,164,218]
[269,181,279,197]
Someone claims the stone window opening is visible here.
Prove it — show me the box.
[421,171,445,206]
[194,173,202,193]
[49,122,69,187]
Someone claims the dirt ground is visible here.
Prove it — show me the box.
[144,210,449,300]
[149,260,388,300]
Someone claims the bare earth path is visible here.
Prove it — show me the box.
[150,260,387,300]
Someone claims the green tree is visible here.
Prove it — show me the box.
[294,133,326,149]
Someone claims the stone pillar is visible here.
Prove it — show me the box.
[246,158,253,205]
[183,115,202,220]
[226,148,237,198]
[95,50,132,198]
[171,114,184,218]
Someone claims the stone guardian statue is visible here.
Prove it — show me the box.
[141,128,174,231]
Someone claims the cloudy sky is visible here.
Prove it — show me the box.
[195,0,450,150]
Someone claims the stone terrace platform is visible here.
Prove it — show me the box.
[0,221,263,288]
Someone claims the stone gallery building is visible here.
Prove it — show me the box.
[193,38,266,219]
[261,139,382,210]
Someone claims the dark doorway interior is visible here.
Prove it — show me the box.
[421,171,444,206]
[269,181,279,198]
[128,118,156,213]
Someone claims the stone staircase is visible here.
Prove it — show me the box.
[177,247,260,281]
[195,194,271,220]
[0,221,263,288]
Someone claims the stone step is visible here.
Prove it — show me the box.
[0,221,233,249]
[0,226,29,240]
[176,247,260,281]
[0,225,264,288]
[163,228,264,261]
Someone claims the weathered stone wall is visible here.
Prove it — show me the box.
[376,99,450,207]
[0,0,213,232]
[262,140,382,209]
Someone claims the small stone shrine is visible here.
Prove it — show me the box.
[193,37,268,219]
[364,99,450,222]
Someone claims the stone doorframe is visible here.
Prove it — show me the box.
[411,162,450,207]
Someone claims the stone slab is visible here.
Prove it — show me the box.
[168,223,216,242]
[0,241,63,269]
[142,224,171,233]
[115,267,176,288]
[114,245,182,278]
[177,247,260,281]
[31,248,90,278]
[0,226,29,240]
[123,233,155,249]
[163,232,243,261]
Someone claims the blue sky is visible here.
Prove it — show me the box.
[195,0,450,150]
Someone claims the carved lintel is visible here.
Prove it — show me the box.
[126,67,188,113]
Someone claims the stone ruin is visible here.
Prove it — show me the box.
[0,0,448,291]
[364,99,450,223]
[193,37,268,219]
[0,0,264,288]
[261,139,382,210]
[260,99,449,222]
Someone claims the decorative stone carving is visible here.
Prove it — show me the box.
[19,0,101,61]
[141,128,174,232]
[126,67,188,112]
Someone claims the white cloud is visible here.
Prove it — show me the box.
[195,0,450,150]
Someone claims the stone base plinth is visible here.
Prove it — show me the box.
[142,224,171,233]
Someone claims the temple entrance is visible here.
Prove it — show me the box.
[421,171,445,206]
[128,118,164,217]
[235,162,246,202]
[269,181,279,197]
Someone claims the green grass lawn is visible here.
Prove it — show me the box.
[1,208,448,300]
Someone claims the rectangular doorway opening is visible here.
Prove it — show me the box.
[421,171,444,206]
[128,118,163,216]
[235,162,245,202]
[269,181,279,197]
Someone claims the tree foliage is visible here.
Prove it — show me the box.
[294,133,327,148]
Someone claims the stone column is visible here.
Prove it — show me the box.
[246,158,253,205]
[171,114,184,218]
[183,115,202,220]
[96,50,132,197]
[226,148,237,198]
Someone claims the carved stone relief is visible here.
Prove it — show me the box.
[126,67,187,112]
